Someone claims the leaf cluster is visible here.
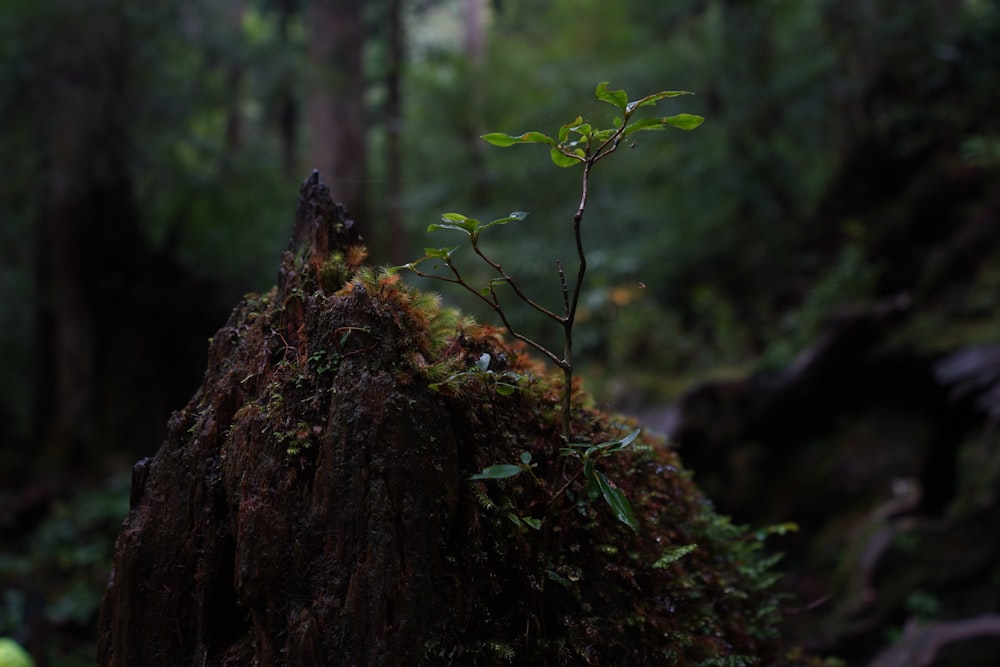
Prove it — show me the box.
[482,82,703,168]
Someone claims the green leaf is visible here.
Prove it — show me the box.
[428,212,481,235]
[622,114,704,137]
[622,117,672,136]
[752,522,799,541]
[558,116,583,143]
[587,428,641,456]
[441,212,480,229]
[470,464,523,480]
[480,277,508,298]
[594,470,637,531]
[520,451,532,464]
[625,90,693,114]
[550,147,582,168]
[520,516,542,530]
[422,246,459,259]
[507,513,542,530]
[583,459,600,500]
[481,131,554,147]
[652,544,698,568]
[477,210,529,233]
[546,569,571,587]
[616,427,641,449]
[495,382,517,396]
[595,81,628,111]
[592,128,615,144]
[659,113,705,130]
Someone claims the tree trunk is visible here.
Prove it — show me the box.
[383,0,406,264]
[306,0,369,235]
[97,172,802,666]
[275,0,301,177]
[30,5,216,470]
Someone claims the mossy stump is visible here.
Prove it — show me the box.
[97,172,805,666]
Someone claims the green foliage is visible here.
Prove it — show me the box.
[0,476,129,667]
[560,427,643,530]
[652,543,698,568]
[403,81,702,442]
[0,638,33,667]
[408,82,701,532]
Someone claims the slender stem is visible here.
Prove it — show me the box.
[558,158,595,441]
[407,266,566,369]
[472,241,565,323]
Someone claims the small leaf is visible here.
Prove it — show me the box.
[618,428,641,449]
[477,211,529,233]
[482,131,554,147]
[659,113,705,130]
[520,451,532,464]
[622,117,672,136]
[422,246,459,259]
[558,116,583,143]
[550,147,582,168]
[546,569,571,587]
[589,428,641,455]
[753,522,799,541]
[595,81,629,111]
[592,128,615,144]
[470,464,523,480]
[520,516,542,530]
[652,544,698,568]
[436,212,480,231]
[625,90,693,114]
[583,459,600,500]
[475,353,491,372]
[481,277,508,298]
[594,470,637,531]
[427,222,473,235]
[622,114,704,136]
[495,383,517,396]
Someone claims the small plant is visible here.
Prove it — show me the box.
[401,82,703,528]
[402,82,702,441]
[428,351,525,396]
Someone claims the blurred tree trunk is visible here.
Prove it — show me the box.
[462,0,490,207]
[29,4,217,473]
[225,0,247,153]
[276,0,302,177]
[383,0,406,264]
[33,8,143,465]
[306,0,369,232]
[716,0,799,224]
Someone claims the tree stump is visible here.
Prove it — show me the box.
[97,172,804,666]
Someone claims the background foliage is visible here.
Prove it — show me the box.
[1,0,999,665]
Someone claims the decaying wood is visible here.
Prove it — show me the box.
[97,171,799,666]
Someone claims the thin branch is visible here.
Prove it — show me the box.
[868,614,1000,667]
[471,241,565,323]
[486,283,566,368]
